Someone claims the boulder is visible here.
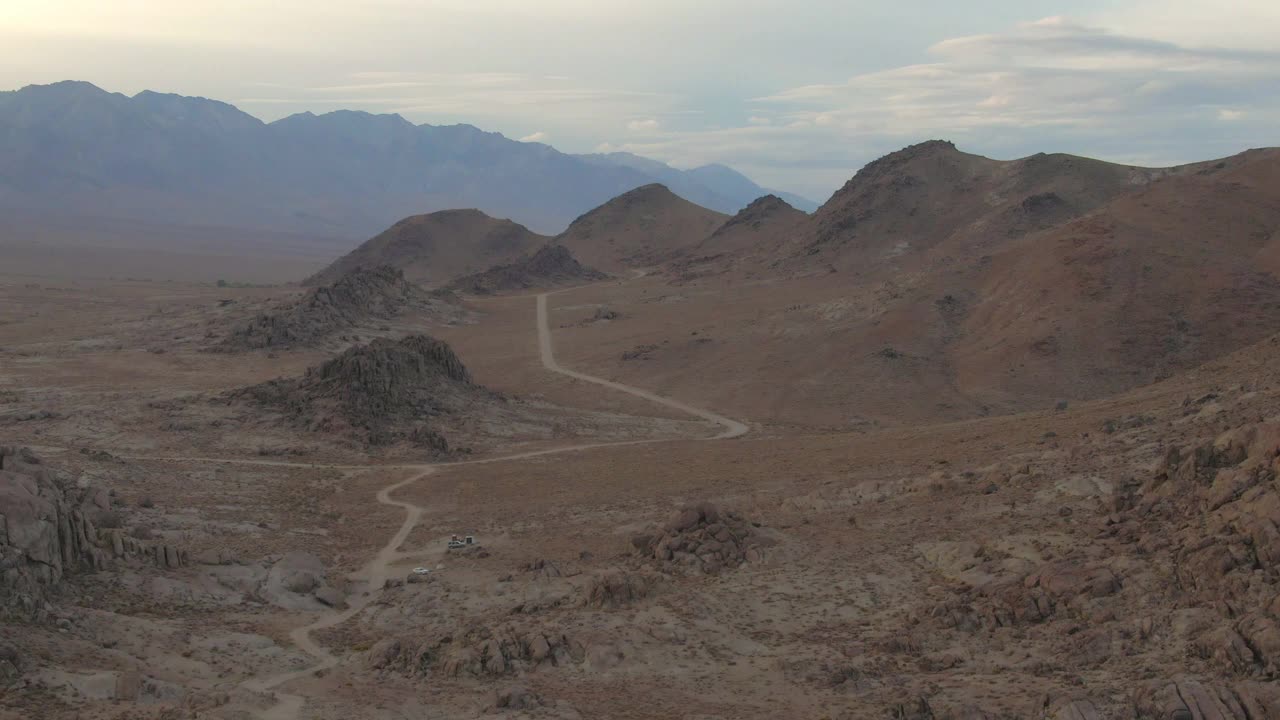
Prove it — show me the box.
[260,552,337,609]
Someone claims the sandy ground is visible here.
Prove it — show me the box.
[4,272,1280,719]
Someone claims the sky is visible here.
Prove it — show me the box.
[3,0,1279,201]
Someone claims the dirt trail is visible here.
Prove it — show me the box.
[239,291,747,718]
[536,293,747,439]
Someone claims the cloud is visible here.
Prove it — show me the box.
[6,3,1279,200]
[519,130,549,142]
[600,16,1280,198]
[799,17,1277,126]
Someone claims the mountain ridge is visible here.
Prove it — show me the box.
[0,81,816,243]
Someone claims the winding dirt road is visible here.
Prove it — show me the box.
[231,290,747,718]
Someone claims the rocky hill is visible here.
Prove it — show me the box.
[234,334,492,454]
[306,210,548,287]
[553,184,728,272]
[217,265,461,351]
[448,245,607,295]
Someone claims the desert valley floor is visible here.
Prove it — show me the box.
[4,265,1280,720]
[4,141,1280,720]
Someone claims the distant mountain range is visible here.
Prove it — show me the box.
[0,81,817,242]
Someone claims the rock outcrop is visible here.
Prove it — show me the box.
[916,420,1280,719]
[1107,423,1280,679]
[216,265,460,351]
[631,502,769,574]
[1,446,107,612]
[368,623,582,678]
[448,244,607,295]
[1,446,184,616]
[234,334,493,452]
[581,569,659,609]
[1133,679,1280,720]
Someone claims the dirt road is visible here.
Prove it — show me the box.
[240,290,747,718]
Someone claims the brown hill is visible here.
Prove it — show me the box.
[306,209,547,287]
[957,147,1280,404]
[769,142,1280,410]
[671,195,808,280]
[448,244,607,295]
[234,334,492,454]
[548,143,1280,428]
[216,266,462,351]
[753,140,1171,276]
[553,184,727,272]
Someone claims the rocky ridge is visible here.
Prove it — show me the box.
[216,265,459,351]
[234,334,491,453]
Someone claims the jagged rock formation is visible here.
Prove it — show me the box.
[368,623,582,678]
[216,265,458,351]
[448,245,607,295]
[234,334,492,452]
[631,502,771,574]
[0,446,109,613]
[1109,423,1280,681]
[0,446,184,616]
[1132,679,1280,719]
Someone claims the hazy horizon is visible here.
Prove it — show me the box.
[4,1,1279,199]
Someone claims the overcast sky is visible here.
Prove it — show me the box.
[3,0,1279,200]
